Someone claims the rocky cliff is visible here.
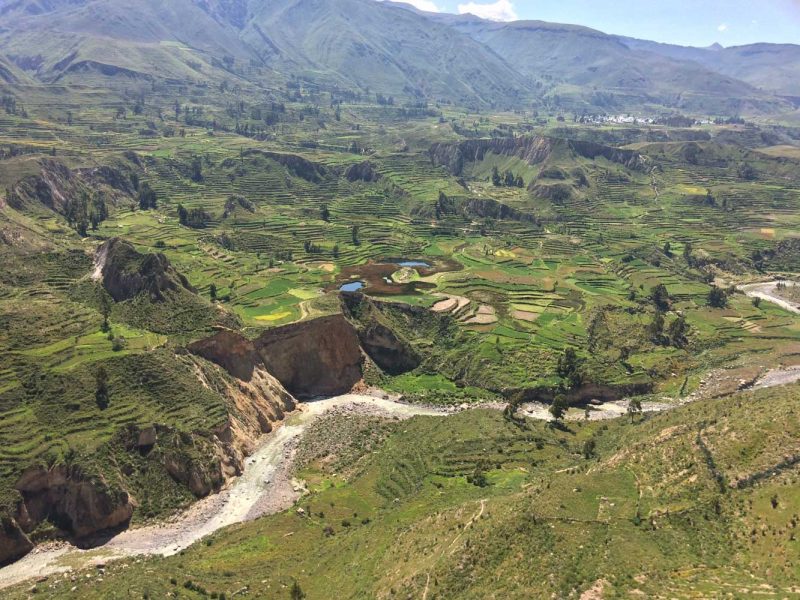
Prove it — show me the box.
[344,161,381,183]
[6,158,136,216]
[241,149,327,183]
[190,315,364,399]
[0,514,34,566]
[255,315,363,398]
[430,135,645,176]
[9,463,134,549]
[95,237,196,302]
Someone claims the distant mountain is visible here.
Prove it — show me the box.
[0,0,795,114]
[428,13,789,115]
[0,0,527,107]
[618,37,800,98]
[0,0,252,82]
[238,0,527,107]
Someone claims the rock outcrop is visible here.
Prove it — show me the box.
[255,315,363,398]
[6,158,135,215]
[95,237,196,302]
[0,515,34,566]
[14,464,134,539]
[431,193,539,225]
[188,329,260,381]
[341,294,422,375]
[190,315,364,399]
[242,149,327,183]
[430,135,645,176]
[344,161,381,183]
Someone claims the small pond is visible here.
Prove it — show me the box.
[396,260,431,268]
[339,281,365,293]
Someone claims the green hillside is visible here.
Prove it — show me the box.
[0,2,799,596]
[12,382,800,598]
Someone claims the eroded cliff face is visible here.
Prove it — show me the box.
[344,161,381,183]
[14,464,134,540]
[6,158,135,215]
[0,515,34,566]
[193,359,297,462]
[255,315,363,398]
[95,237,197,302]
[430,135,645,176]
[341,294,422,376]
[190,315,364,399]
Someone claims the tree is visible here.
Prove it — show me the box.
[557,347,583,389]
[647,311,665,344]
[668,315,688,348]
[98,289,112,332]
[95,366,109,410]
[209,283,217,302]
[76,216,88,238]
[736,162,757,181]
[683,242,693,266]
[549,394,568,423]
[650,283,670,311]
[320,204,330,222]
[582,438,596,459]
[491,166,501,187]
[289,581,306,600]
[137,183,157,210]
[752,296,761,309]
[191,156,203,182]
[662,241,672,257]
[351,225,361,246]
[627,397,642,422]
[707,286,728,308]
[467,460,489,487]
[177,204,188,226]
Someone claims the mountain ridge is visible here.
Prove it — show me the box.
[0,0,797,114]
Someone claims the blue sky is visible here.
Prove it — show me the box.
[392,0,800,47]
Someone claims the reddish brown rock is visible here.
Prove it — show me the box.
[190,315,364,399]
[254,314,363,398]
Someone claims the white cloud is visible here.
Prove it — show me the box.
[383,0,442,12]
[717,23,729,32]
[457,0,518,21]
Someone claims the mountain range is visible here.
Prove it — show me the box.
[0,0,798,115]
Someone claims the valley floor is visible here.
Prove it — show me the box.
[3,367,800,592]
[0,393,446,590]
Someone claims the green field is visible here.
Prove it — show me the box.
[1,24,800,595]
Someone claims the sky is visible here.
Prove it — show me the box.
[388,0,800,47]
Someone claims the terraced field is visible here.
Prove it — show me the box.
[2,66,800,596]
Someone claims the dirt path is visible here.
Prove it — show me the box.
[739,281,800,314]
[0,394,447,590]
